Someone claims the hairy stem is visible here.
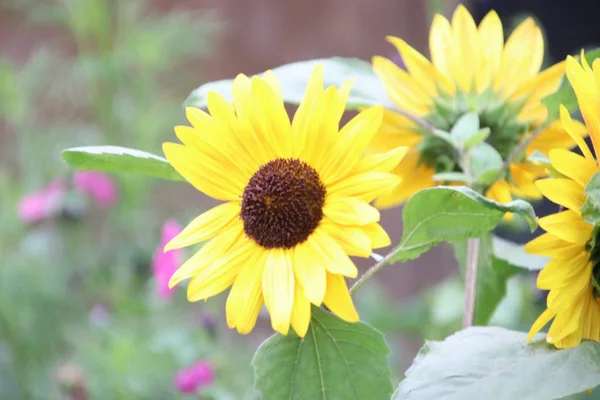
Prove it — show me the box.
[501,122,550,172]
[463,238,481,328]
[350,252,395,296]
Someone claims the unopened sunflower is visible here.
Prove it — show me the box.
[526,53,600,349]
[163,65,405,337]
[371,5,585,208]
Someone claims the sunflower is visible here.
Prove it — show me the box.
[162,65,405,337]
[526,53,600,349]
[371,5,586,208]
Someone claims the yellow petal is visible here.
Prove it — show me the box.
[327,171,401,203]
[225,249,268,334]
[559,105,593,160]
[262,249,295,335]
[535,178,586,214]
[476,10,503,92]
[525,233,584,259]
[293,242,326,305]
[169,223,244,287]
[549,148,598,187]
[527,308,555,341]
[290,283,312,338]
[450,5,478,92]
[429,14,454,81]
[372,56,433,116]
[186,235,256,301]
[308,229,358,278]
[319,106,384,184]
[321,221,372,258]
[538,210,593,245]
[513,61,565,104]
[526,119,587,157]
[165,202,241,251]
[323,197,380,226]
[537,252,589,289]
[292,64,325,161]
[547,300,584,344]
[323,272,359,322]
[546,263,591,310]
[163,143,242,201]
[361,223,391,249]
[485,180,512,204]
[387,36,454,95]
[369,109,421,154]
[354,146,409,174]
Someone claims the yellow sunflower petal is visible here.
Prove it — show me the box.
[165,202,241,251]
[387,36,454,96]
[290,283,312,338]
[308,229,358,278]
[546,263,591,310]
[354,146,409,174]
[538,210,593,245]
[566,55,600,158]
[547,297,585,343]
[327,171,401,203]
[369,109,421,153]
[535,178,586,214]
[186,235,256,301]
[169,223,244,287]
[537,252,590,290]
[293,242,326,305]
[321,221,372,258]
[429,14,454,81]
[262,249,295,335]
[225,249,268,333]
[450,5,478,92]
[549,149,598,187]
[559,105,593,160]
[323,272,359,322]
[372,56,433,116]
[163,143,242,201]
[361,223,391,249]
[319,106,384,184]
[476,10,503,92]
[527,308,555,341]
[526,119,587,157]
[485,179,512,203]
[292,64,326,161]
[525,233,585,259]
[323,197,380,226]
[513,61,565,104]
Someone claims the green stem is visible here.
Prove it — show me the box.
[350,252,395,296]
[500,121,550,173]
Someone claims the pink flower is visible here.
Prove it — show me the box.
[72,171,118,207]
[152,219,183,299]
[18,179,66,223]
[174,361,215,394]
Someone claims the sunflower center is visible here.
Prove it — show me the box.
[240,158,326,249]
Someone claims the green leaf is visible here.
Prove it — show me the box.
[432,129,458,147]
[386,186,537,264]
[184,57,393,111]
[61,146,184,181]
[492,236,548,270]
[468,142,503,185]
[252,306,392,400]
[453,234,520,325]
[541,49,600,120]
[582,171,600,225]
[432,172,470,184]
[450,112,480,147]
[392,327,600,400]
[463,127,490,149]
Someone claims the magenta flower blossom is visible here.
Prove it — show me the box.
[17,179,66,223]
[174,361,215,394]
[152,219,183,299]
[72,171,118,207]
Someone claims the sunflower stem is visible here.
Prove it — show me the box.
[501,121,550,173]
[394,108,436,133]
[349,251,396,296]
[463,237,480,328]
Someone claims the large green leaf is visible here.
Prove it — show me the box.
[392,327,600,400]
[184,57,393,110]
[453,234,520,325]
[61,146,184,181]
[252,306,392,400]
[541,49,600,120]
[386,186,537,264]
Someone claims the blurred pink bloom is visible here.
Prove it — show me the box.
[72,171,118,207]
[152,219,183,299]
[174,361,215,394]
[18,179,65,223]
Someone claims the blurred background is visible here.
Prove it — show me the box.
[1,0,599,398]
